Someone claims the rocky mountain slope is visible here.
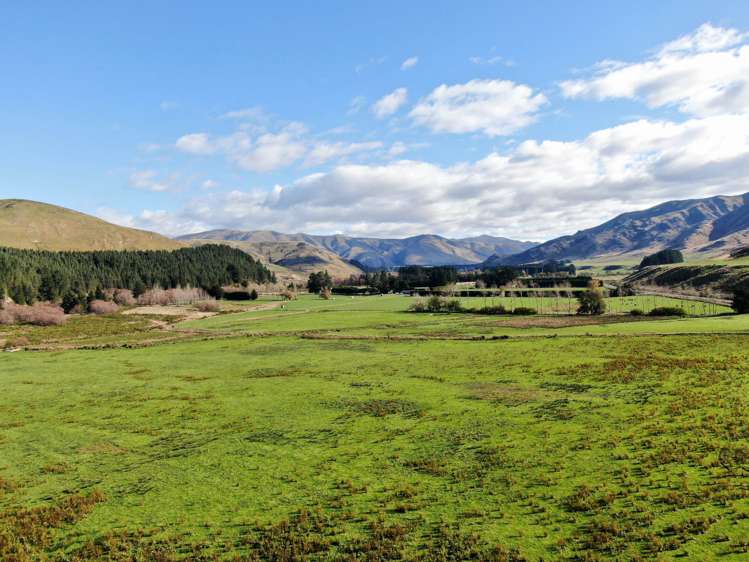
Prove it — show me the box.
[491,193,749,266]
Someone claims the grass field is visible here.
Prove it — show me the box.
[182,295,737,339]
[2,295,749,560]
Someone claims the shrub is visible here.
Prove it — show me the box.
[250,289,259,301]
[137,287,209,306]
[195,300,221,312]
[476,305,508,315]
[409,300,427,312]
[577,289,606,315]
[113,289,135,306]
[630,309,644,316]
[0,303,67,326]
[0,308,13,325]
[426,295,444,312]
[443,299,463,312]
[512,307,537,315]
[137,289,172,306]
[88,300,119,315]
[408,296,464,313]
[3,336,30,349]
[648,306,686,317]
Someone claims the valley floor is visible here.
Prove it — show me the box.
[2,295,749,560]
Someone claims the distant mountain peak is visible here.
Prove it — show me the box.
[179,230,536,268]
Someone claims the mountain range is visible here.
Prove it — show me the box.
[178,230,535,269]
[3,194,749,276]
[487,193,749,266]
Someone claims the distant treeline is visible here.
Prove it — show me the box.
[341,263,578,292]
[0,245,275,304]
[639,249,684,268]
[341,266,460,292]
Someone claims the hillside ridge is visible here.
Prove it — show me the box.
[490,193,749,266]
[180,229,535,268]
[0,199,184,251]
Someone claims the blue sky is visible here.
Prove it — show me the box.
[3,1,749,240]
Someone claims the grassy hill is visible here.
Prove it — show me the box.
[0,199,183,251]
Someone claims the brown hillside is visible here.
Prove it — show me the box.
[0,199,184,251]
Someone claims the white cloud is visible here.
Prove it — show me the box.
[658,22,747,55]
[372,88,408,119]
[233,129,308,172]
[202,179,219,189]
[97,207,208,237]
[175,122,384,172]
[560,23,749,117]
[175,133,216,155]
[304,141,383,167]
[401,56,419,70]
[124,113,749,240]
[128,170,172,192]
[409,79,547,136]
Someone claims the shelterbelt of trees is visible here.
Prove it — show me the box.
[0,245,275,305]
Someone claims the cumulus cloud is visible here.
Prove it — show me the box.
[560,23,749,116]
[409,79,547,136]
[401,56,419,70]
[97,207,209,237]
[122,24,749,241]
[122,113,749,239]
[175,122,383,172]
[175,133,215,155]
[232,129,308,172]
[372,88,408,119]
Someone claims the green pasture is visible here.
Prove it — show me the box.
[2,294,749,560]
[183,294,737,339]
